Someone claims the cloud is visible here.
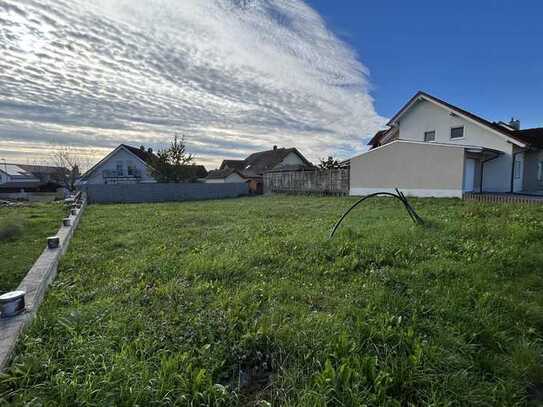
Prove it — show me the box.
[0,0,386,168]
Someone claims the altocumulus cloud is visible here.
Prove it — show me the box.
[0,0,386,168]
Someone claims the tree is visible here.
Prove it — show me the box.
[319,156,340,170]
[150,136,200,183]
[50,147,89,191]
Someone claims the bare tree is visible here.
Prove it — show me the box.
[50,147,92,191]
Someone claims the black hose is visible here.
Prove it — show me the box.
[328,189,424,239]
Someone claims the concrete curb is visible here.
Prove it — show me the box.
[0,195,87,372]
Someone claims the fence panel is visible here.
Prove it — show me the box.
[264,169,349,195]
[463,193,543,205]
[82,182,249,203]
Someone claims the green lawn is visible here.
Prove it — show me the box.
[0,203,66,294]
[1,196,543,406]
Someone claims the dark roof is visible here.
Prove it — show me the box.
[121,144,157,164]
[189,165,208,178]
[206,168,246,180]
[510,128,543,149]
[367,129,391,148]
[242,148,313,176]
[17,164,65,175]
[220,160,245,170]
[383,91,543,148]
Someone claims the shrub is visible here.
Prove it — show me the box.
[0,216,23,241]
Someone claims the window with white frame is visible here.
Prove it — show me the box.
[424,130,436,142]
[450,126,464,139]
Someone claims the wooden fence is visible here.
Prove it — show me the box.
[463,193,543,205]
[264,168,350,195]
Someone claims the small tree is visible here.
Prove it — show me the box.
[319,156,340,170]
[50,147,86,191]
[150,136,200,183]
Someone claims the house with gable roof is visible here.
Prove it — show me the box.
[350,91,543,197]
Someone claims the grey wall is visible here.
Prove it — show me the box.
[82,182,249,203]
[523,149,543,193]
[350,140,465,197]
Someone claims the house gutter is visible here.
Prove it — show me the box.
[479,151,501,193]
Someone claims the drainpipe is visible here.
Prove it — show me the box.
[480,151,500,193]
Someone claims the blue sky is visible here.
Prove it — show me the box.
[1,0,541,168]
[309,0,543,129]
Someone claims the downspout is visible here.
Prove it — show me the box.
[480,151,500,193]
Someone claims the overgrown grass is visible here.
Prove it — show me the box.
[1,196,543,405]
[0,203,66,294]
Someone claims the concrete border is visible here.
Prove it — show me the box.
[0,195,87,372]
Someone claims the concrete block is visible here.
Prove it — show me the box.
[47,236,60,249]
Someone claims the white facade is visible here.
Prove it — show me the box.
[205,173,246,183]
[278,152,305,167]
[84,147,156,185]
[397,99,516,192]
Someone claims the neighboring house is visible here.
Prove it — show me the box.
[205,169,248,184]
[205,146,314,193]
[350,91,543,197]
[0,163,66,193]
[80,144,157,185]
[80,144,207,185]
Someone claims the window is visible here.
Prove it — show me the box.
[538,161,543,184]
[424,130,436,142]
[450,126,464,139]
[514,160,521,179]
[116,161,124,176]
[127,161,135,176]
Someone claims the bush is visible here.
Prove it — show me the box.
[0,217,23,241]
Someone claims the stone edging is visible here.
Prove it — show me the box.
[0,195,87,372]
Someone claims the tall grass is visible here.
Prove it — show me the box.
[0,203,66,294]
[1,196,542,405]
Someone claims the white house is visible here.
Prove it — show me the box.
[350,91,543,197]
[80,144,157,184]
[205,169,248,184]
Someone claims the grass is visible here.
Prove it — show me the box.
[1,195,543,406]
[0,202,67,294]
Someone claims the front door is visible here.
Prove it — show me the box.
[513,153,524,193]
[463,158,476,192]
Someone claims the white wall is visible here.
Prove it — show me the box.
[398,99,515,192]
[205,172,246,183]
[277,152,305,167]
[86,148,155,184]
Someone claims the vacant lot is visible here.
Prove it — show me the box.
[1,196,543,405]
[0,203,66,294]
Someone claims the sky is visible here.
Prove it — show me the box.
[1,0,541,169]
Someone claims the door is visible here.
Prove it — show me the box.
[513,153,524,193]
[463,158,476,192]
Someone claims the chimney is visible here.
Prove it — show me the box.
[273,145,277,151]
[509,117,520,130]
